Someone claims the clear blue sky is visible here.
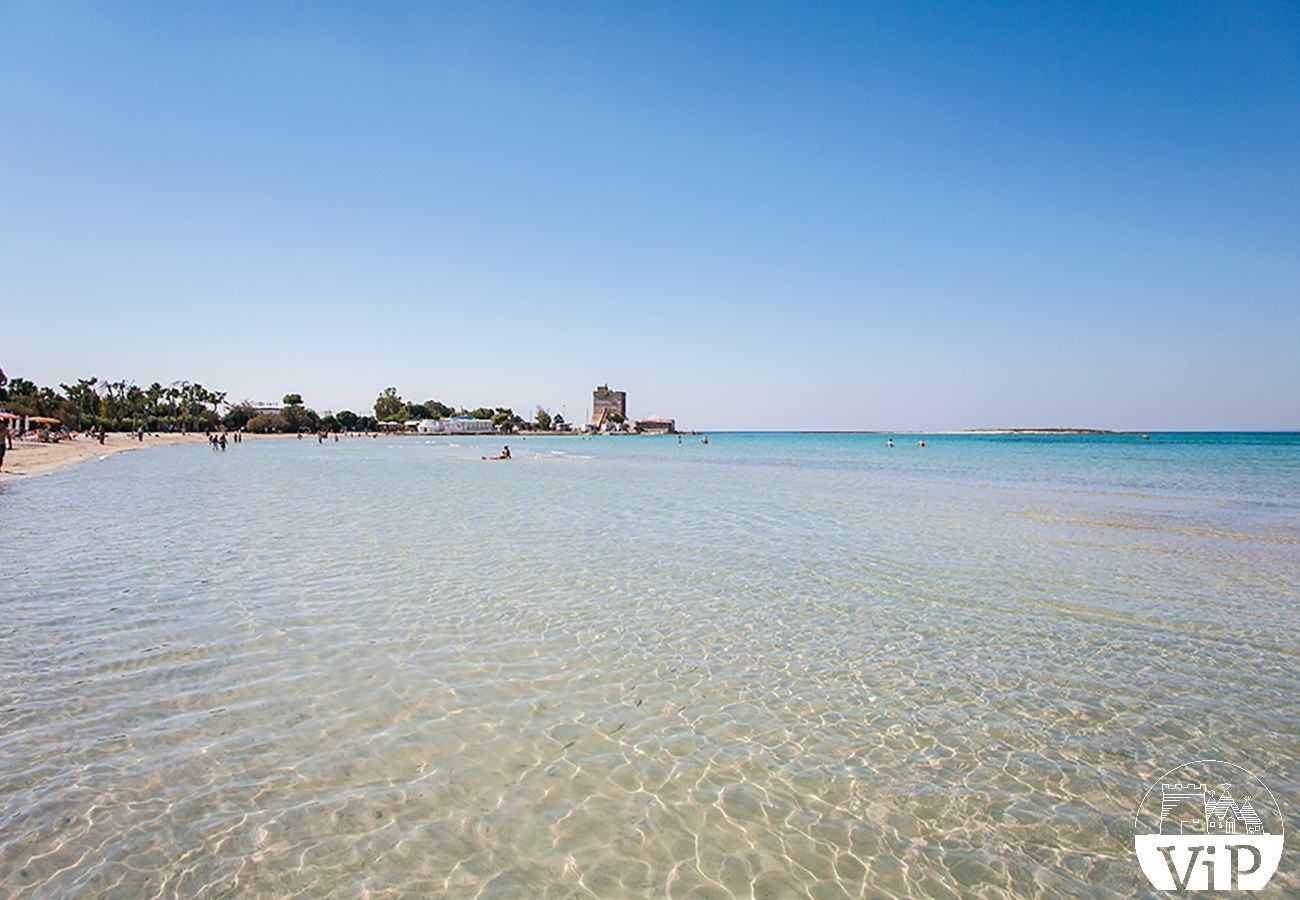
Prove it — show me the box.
[2,1,1297,430]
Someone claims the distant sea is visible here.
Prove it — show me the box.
[2,432,1297,896]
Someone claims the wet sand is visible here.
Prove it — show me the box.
[2,433,214,478]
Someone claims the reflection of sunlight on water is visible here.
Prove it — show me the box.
[0,434,1297,896]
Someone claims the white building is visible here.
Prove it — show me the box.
[417,416,496,434]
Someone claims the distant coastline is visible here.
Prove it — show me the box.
[730,428,1128,435]
[960,428,1119,434]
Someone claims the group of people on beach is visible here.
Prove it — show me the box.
[206,430,244,450]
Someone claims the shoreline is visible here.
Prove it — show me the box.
[0,433,292,480]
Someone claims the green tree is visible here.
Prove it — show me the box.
[143,383,162,427]
[5,377,37,400]
[282,393,304,406]
[223,403,256,430]
[281,403,319,433]
[126,384,146,430]
[534,407,552,430]
[335,410,359,430]
[246,413,284,433]
[211,390,227,419]
[60,377,99,430]
[374,387,406,421]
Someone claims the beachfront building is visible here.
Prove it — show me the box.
[418,416,496,435]
[449,416,495,434]
[636,418,677,434]
[591,384,627,429]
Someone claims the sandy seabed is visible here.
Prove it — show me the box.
[1,432,241,478]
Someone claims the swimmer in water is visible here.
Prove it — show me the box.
[886,438,894,447]
[918,439,926,447]
[483,445,511,460]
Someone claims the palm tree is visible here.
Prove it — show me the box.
[127,385,146,431]
[145,382,163,428]
[59,378,98,430]
[166,382,184,431]
[210,389,227,423]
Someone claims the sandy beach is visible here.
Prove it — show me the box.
[0,433,212,478]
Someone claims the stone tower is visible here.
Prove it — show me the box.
[591,384,626,426]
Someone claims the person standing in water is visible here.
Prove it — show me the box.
[886,437,894,448]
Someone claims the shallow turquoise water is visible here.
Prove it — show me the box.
[1,432,1297,896]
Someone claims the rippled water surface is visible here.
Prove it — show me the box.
[2,432,1298,897]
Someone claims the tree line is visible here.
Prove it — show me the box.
[0,373,570,435]
[372,387,568,433]
[1,372,227,433]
